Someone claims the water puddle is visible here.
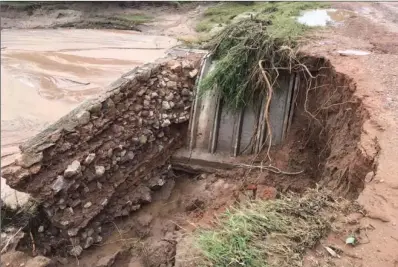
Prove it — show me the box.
[297,9,355,27]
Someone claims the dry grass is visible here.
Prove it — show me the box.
[185,188,358,267]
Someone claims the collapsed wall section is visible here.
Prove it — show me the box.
[1,53,203,255]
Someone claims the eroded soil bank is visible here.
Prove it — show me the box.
[1,54,379,267]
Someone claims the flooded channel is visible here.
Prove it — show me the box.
[1,29,177,207]
[1,29,177,166]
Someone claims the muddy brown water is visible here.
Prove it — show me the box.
[1,29,177,207]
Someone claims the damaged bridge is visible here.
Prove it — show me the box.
[1,49,299,256]
[2,50,205,256]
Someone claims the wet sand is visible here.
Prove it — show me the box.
[1,29,177,207]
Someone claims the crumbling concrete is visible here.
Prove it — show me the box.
[1,52,203,255]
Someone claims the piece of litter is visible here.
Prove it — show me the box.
[324,246,340,258]
[337,49,370,56]
[346,236,356,245]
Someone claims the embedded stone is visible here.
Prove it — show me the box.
[64,160,81,178]
[161,119,171,128]
[68,228,79,237]
[84,153,96,165]
[76,110,90,125]
[51,175,66,193]
[84,237,94,249]
[189,69,199,78]
[165,93,174,101]
[162,101,171,110]
[95,166,105,177]
[101,198,108,206]
[181,88,191,96]
[84,202,92,209]
[139,135,148,144]
[69,245,83,257]
[167,81,177,88]
[143,100,150,107]
[127,151,135,160]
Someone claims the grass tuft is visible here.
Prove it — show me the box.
[191,189,348,267]
[197,2,328,110]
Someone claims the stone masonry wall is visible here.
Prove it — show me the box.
[1,52,203,256]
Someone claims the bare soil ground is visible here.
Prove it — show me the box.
[1,2,398,267]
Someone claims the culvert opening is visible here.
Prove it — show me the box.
[2,53,378,266]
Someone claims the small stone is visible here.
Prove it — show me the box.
[84,237,94,249]
[38,226,44,233]
[95,166,106,177]
[170,62,182,72]
[151,92,159,98]
[68,228,79,237]
[84,153,96,165]
[169,101,175,108]
[162,101,171,110]
[51,175,66,193]
[143,100,150,107]
[76,110,90,125]
[29,164,41,174]
[127,151,135,160]
[165,93,174,101]
[157,131,164,138]
[64,160,81,178]
[97,182,102,190]
[90,102,102,114]
[133,104,143,112]
[189,69,199,78]
[101,198,108,206]
[69,245,83,257]
[139,135,148,144]
[161,119,171,128]
[181,88,191,96]
[95,235,103,243]
[87,228,94,237]
[137,88,147,96]
[103,99,115,110]
[84,202,92,209]
[167,81,177,88]
[365,171,375,183]
[182,60,192,69]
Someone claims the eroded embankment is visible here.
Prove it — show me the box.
[1,52,203,256]
[268,56,379,198]
[0,53,380,265]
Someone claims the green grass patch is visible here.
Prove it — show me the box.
[196,2,327,33]
[191,189,352,267]
[112,13,153,24]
